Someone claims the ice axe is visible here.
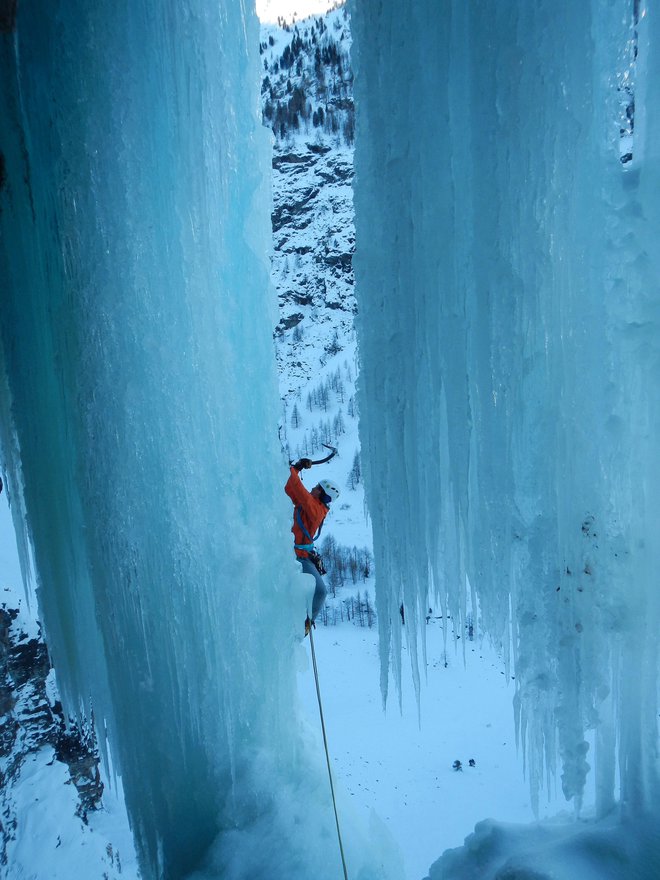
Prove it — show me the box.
[311,444,337,465]
[290,444,337,467]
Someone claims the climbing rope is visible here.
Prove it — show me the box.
[309,624,349,880]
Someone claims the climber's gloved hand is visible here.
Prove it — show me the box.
[294,458,313,471]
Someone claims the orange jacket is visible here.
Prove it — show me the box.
[285,466,328,558]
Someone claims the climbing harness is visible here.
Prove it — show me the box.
[294,506,327,574]
[308,625,349,880]
[294,505,324,547]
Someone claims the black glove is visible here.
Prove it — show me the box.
[293,458,312,471]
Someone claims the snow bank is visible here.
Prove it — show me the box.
[425,812,660,880]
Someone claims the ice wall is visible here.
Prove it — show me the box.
[352,0,660,815]
[0,2,332,878]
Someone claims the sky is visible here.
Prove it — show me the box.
[256,0,340,23]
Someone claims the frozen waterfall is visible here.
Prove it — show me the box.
[0,2,395,879]
[2,0,659,876]
[352,0,659,819]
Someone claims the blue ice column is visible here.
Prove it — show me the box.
[0,1,303,877]
[352,0,660,814]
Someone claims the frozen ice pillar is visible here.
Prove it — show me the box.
[352,0,660,815]
[0,1,305,877]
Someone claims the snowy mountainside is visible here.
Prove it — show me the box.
[260,6,372,606]
[260,7,355,396]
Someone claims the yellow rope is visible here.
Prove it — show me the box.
[309,624,349,880]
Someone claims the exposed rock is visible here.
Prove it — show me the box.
[305,142,331,155]
[272,152,314,168]
[0,602,104,863]
[275,312,305,335]
[271,185,320,232]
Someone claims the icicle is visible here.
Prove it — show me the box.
[352,0,660,816]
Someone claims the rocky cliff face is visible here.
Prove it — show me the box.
[261,7,356,402]
[0,594,101,847]
[0,587,136,878]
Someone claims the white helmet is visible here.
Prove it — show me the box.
[318,479,340,503]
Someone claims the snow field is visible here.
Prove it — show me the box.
[297,620,566,880]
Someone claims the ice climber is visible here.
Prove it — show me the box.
[285,458,340,635]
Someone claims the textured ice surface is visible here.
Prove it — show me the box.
[351,0,660,823]
[0,2,398,879]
